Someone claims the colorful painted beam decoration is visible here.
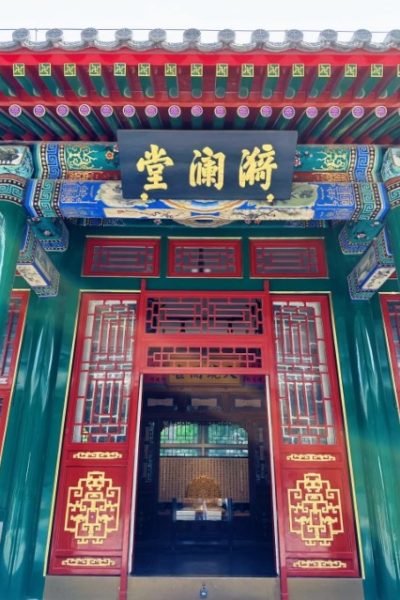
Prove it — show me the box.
[16,224,60,297]
[347,227,395,300]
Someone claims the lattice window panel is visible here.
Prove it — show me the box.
[250,239,327,278]
[83,238,160,277]
[71,297,137,443]
[381,295,400,410]
[147,345,262,369]
[145,295,264,335]
[273,299,336,445]
[168,239,242,277]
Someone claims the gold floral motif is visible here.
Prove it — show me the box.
[72,452,123,460]
[64,471,121,545]
[293,560,347,569]
[61,557,116,567]
[288,473,344,546]
[286,453,336,462]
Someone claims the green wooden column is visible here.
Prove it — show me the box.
[327,233,400,600]
[0,291,65,600]
[0,201,26,344]
[381,148,400,280]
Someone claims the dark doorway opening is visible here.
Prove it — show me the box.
[132,374,276,577]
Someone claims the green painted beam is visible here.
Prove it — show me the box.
[379,65,400,98]
[331,64,358,99]
[0,74,16,97]
[354,64,384,99]
[215,63,228,98]
[191,63,203,98]
[122,104,142,128]
[307,106,342,142]
[253,105,273,129]
[262,64,280,99]
[213,105,226,129]
[8,104,48,138]
[346,106,387,140]
[88,63,109,97]
[0,110,27,137]
[190,105,203,129]
[273,106,296,129]
[32,105,69,138]
[138,63,154,98]
[63,63,88,97]
[308,63,332,98]
[113,63,132,98]
[164,63,179,98]
[295,106,319,136]
[99,104,120,134]
[238,63,254,99]
[13,63,41,97]
[234,105,250,129]
[144,104,162,128]
[55,104,89,137]
[78,104,107,137]
[284,63,304,99]
[326,106,365,142]
[38,63,63,97]
[168,105,182,129]
[367,109,400,142]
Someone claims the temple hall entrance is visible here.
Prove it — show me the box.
[132,374,276,577]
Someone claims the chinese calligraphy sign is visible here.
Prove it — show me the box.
[118,130,297,201]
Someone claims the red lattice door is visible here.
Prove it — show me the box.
[270,296,359,578]
[49,293,140,575]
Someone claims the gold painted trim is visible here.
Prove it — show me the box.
[73,451,123,459]
[293,560,347,569]
[286,453,336,462]
[329,292,365,579]
[43,291,81,576]
[84,235,161,240]
[0,289,30,462]
[378,292,400,421]
[60,557,116,567]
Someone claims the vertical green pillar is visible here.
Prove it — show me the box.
[327,232,400,600]
[0,292,65,600]
[382,147,400,280]
[0,201,26,343]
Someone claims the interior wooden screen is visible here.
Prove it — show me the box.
[380,293,400,412]
[271,295,359,578]
[0,290,29,457]
[49,293,140,575]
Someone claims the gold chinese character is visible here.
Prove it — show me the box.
[136,144,174,200]
[239,144,278,202]
[189,146,226,190]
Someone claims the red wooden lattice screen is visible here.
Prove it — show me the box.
[168,239,242,277]
[381,294,400,412]
[0,290,29,456]
[250,239,327,278]
[50,289,359,581]
[271,296,359,577]
[83,238,160,277]
[49,293,140,575]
